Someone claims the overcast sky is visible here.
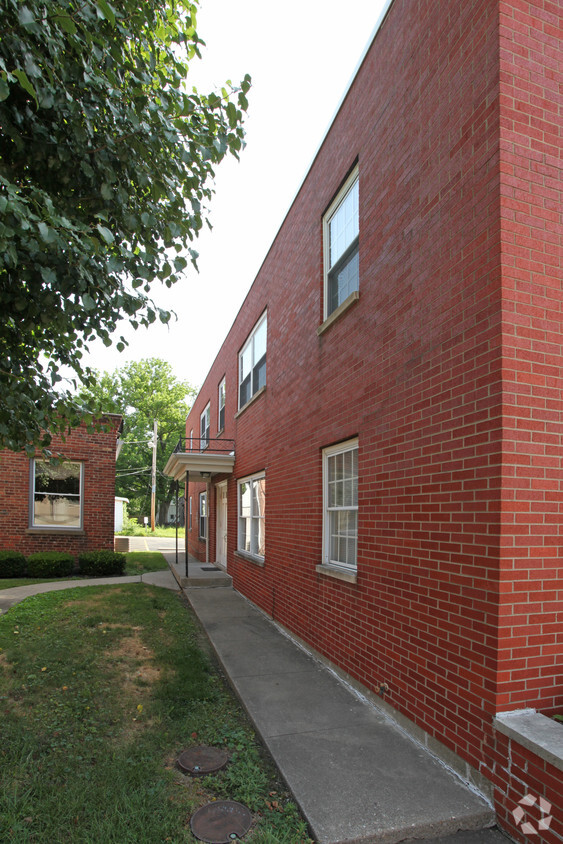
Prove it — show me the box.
[83,0,391,389]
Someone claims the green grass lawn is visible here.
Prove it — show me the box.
[124,551,168,575]
[118,525,186,538]
[0,584,312,843]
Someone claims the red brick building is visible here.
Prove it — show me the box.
[0,416,122,559]
[165,0,562,838]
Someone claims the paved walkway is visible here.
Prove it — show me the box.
[0,538,510,844]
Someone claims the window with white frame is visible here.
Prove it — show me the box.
[200,403,210,449]
[322,439,358,569]
[323,168,359,319]
[189,496,192,531]
[239,312,267,409]
[31,459,83,529]
[199,491,207,540]
[237,472,265,560]
[218,377,226,432]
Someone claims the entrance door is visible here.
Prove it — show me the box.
[216,482,228,569]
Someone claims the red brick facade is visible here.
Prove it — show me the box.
[181,0,562,837]
[0,416,122,559]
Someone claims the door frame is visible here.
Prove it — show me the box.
[216,481,228,569]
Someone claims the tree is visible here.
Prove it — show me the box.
[0,0,249,454]
[79,358,195,523]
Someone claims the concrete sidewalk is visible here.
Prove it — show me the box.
[0,568,179,614]
[179,582,499,844]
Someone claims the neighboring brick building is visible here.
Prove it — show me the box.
[0,416,122,559]
[165,0,562,838]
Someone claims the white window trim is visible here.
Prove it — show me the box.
[322,438,359,571]
[200,403,210,450]
[237,471,266,562]
[30,458,84,531]
[238,311,267,410]
[199,491,207,540]
[323,167,359,321]
[188,496,192,531]
[218,377,226,433]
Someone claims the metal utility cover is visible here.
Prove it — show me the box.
[190,800,252,843]
[177,745,229,776]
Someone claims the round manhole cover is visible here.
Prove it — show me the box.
[177,746,229,776]
[190,800,252,843]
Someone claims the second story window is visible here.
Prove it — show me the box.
[218,378,226,433]
[239,312,267,409]
[323,168,359,318]
[200,403,210,450]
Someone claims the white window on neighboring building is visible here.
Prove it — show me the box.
[323,168,359,319]
[218,377,226,432]
[239,312,267,409]
[199,491,207,540]
[31,459,83,529]
[200,403,210,450]
[322,439,358,570]
[237,472,265,561]
[188,496,192,531]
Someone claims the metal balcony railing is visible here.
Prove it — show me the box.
[173,436,235,455]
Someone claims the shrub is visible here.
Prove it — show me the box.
[0,550,27,578]
[26,551,75,578]
[78,550,126,577]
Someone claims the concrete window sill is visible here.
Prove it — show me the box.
[317,291,360,336]
[494,709,563,772]
[26,528,85,535]
[316,564,357,584]
[235,386,266,419]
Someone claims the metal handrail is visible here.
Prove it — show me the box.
[173,436,235,455]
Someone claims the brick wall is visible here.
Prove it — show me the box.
[181,0,562,828]
[495,0,563,714]
[0,417,121,559]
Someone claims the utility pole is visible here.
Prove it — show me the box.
[150,419,157,532]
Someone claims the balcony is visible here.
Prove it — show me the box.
[163,437,235,482]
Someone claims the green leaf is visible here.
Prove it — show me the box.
[96,224,114,244]
[0,77,9,101]
[38,222,56,243]
[17,6,35,26]
[12,69,38,106]
[95,0,116,26]
[56,15,78,36]
[82,294,96,311]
